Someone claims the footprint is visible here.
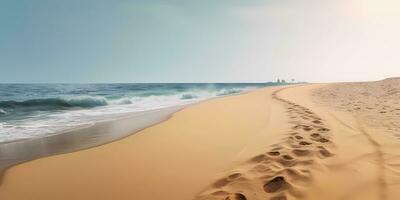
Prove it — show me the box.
[228,173,242,180]
[312,120,322,124]
[225,193,247,200]
[318,138,330,143]
[305,110,314,115]
[197,90,336,200]
[318,146,333,157]
[264,176,288,193]
[294,135,303,140]
[303,127,313,131]
[299,141,312,146]
[319,149,332,157]
[267,151,281,156]
[310,133,320,138]
[292,149,310,156]
[282,155,294,161]
[318,127,330,132]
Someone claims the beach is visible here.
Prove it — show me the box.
[1,79,400,200]
[0,105,185,173]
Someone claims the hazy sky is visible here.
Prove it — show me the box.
[1,0,400,83]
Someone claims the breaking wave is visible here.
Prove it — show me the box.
[0,96,109,110]
[0,83,281,142]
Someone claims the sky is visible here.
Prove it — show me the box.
[1,0,400,83]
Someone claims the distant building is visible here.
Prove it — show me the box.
[282,79,286,83]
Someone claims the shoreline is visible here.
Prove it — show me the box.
[0,85,288,200]
[6,81,399,200]
[0,85,280,174]
[0,83,288,144]
[0,105,186,173]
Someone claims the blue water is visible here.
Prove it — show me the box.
[0,83,283,142]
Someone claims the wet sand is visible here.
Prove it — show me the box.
[2,80,400,200]
[0,106,185,174]
[0,86,287,200]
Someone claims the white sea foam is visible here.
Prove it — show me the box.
[0,85,263,142]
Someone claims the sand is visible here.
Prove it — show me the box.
[1,79,400,200]
[0,86,290,200]
[0,106,185,173]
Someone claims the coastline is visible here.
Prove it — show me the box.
[2,80,399,200]
[0,105,185,174]
[0,85,289,200]
[0,85,270,174]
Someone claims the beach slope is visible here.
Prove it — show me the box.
[1,80,400,200]
[0,86,289,200]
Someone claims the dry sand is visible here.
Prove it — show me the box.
[1,79,400,200]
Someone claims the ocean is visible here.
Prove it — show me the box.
[0,83,283,143]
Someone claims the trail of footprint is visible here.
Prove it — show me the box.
[195,88,336,200]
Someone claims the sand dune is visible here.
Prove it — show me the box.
[1,80,400,200]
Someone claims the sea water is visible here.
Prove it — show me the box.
[0,83,282,142]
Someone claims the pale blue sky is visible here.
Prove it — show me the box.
[1,0,400,83]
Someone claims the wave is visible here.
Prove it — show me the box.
[0,96,109,110]
[0,83,276,142]
[0,108,6,115]
[216,88,244,96]
[0,93,199,114]
[0,87,253,114]
[180,94,198,100]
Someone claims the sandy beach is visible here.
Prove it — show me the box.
[3,0,400,199]
[1,79,400,200]
[0,105,185,173]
